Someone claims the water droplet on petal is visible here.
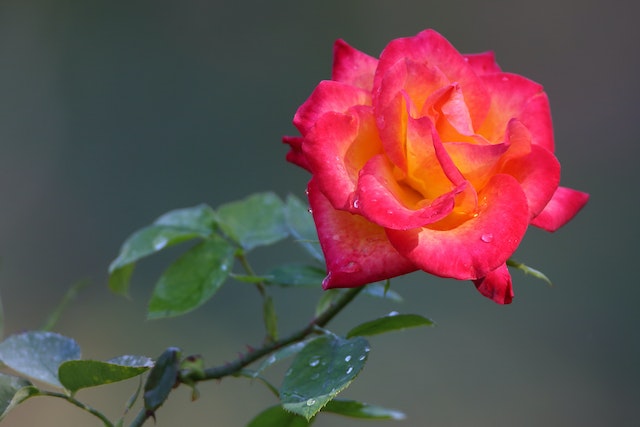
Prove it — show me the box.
[306,398,316,406]
[344,355,352,362]
[343,261,361,273]
[352,198,360,209]
[307,208,313,214]
[481,233,494,243]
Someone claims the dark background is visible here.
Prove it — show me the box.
[0,1,637,426]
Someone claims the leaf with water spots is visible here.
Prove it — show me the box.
[108,204,217,296]
[346,313,434,338]
[280,335,370,420]
[0,331,81,388]
[148,236,235,319]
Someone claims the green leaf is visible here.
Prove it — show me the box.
[323,399,406,420]
[108,204,217,295]
[216,192,288,251]
[0,331,80,388]
[147,236,235,319]
[347,313,434,338]
[266,264,326,287]
[247,405,313,427]
[507,259,553,286]
[361,282,403,302]
[284,194,324,262]
[0,373,38,421]
[58,356,153,394]
[144,347,181,412]
[263,296,278,341]
[314,290,342,317]
[254,341,308,376]
[280,335,370,420]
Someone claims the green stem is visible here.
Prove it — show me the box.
[37,391,114,427]
[128,286,365,427]
[236,252,267,297]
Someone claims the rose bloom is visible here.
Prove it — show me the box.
[284,30,588,304]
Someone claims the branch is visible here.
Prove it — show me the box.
[128,285,365,427]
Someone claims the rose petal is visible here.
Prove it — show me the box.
[283,136,309,170]
[386,174,529,280]
[307,179,417,289]
[463,52,502,75]
[293,80,371,135]
[476,73,551,149]
[302,106,383,209]
[531,186,590,232]
[375,29,490,129]
[332,39,378,91]
[355,154,456,230]
[473,263,514,304]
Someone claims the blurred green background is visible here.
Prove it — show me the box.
[0,1,637,426]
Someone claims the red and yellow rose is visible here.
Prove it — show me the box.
[284,30,588,304]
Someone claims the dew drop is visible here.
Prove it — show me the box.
[388,311,399,317]
[309,358,320,367]
[481,233,494,243]
[306,398,316,406]
[344,355,352,362]
[304,188,309,196]
[346,367,353,375]
[352,198,360,209]
[152,236,168,251]
[307,208,313,214]
[359,354,366,361]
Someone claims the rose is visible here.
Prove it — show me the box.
[284,29,588,304]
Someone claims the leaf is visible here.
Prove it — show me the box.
[247,405,313,427]
[0,331,80,388]
[284,194,324,262]
[215,192,288,251]
[280,335,370,420]
[323,399,406,420]
[0,373,38,421]
[58,356,153,394]
[314,290,342,317]
[254,341,308,376]
[346,313,434,338]
[108,204,217,295]
[361,282,403,302]
[263,296,278,341]
[266,264,326,287]
[147,236,235,319]
[144,347,181,412]
[507,259,553,286]
[42,279,90,332]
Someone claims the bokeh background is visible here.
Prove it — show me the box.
[0,1,637,426]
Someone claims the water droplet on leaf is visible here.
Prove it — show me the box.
[152,236,168,250]
[309,358,320,367]
[346,367,353,375]
[344,355,352,362]
[306,398,316,406]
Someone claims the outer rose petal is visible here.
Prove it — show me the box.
[307,179,417,289]
[463,52,502,75]
[473,263,514,304]
[332,39,378,91]
[302,106,383,210]
[283,136,309,171]
[293,80,370,134]
[531,186,590,232]
[386,174,529,280]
